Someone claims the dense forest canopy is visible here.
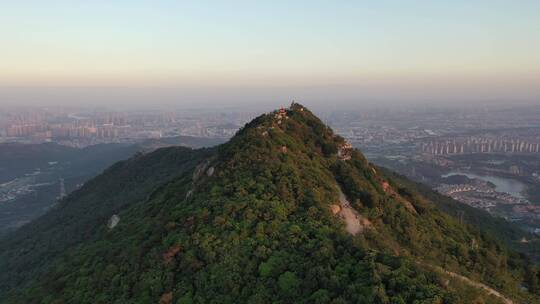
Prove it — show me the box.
[0,103,538,303]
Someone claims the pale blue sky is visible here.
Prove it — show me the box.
[0,1,539,105]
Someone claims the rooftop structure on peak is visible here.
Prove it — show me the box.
[337,142,353,160]
[290,101,304,112]
[274,106,289,124]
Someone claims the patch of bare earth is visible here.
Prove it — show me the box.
[333,187,372,235]
[160,292,173,304]
[163,244,182,265]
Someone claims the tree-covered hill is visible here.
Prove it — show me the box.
[0,146,214,297]
[1,104,538,303]
[379,168,540,262]
[0,136,225,236]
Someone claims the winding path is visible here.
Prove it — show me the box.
[421,263,513,304]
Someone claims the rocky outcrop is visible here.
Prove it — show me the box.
[107,214,120,229]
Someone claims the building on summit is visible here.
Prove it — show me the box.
[338,142,353,160]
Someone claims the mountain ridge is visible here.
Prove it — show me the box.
[1,103,539,303]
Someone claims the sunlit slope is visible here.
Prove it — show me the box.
[2,104,539,303]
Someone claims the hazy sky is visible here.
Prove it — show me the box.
[1,1,539,106]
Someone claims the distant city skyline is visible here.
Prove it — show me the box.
[1,1,539,106]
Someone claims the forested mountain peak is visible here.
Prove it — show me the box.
[1,104,539,303]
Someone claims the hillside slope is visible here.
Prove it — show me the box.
[0,136,225,235]
[0,146,213,296]
[380,168,540,262]
[1,104,539,303]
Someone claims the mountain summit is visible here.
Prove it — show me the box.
[1,103,539,303]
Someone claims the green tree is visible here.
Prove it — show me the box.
[278,271,300,294]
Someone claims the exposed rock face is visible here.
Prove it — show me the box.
[193,161,210,181]
[206,166,215,176]
[107,214,120,229]
[330,204,341,214]
[337,142,353,160]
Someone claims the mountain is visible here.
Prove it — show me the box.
[1,104,539,303]
[379,168,540,262]
[0,136,224,184]
[0,136,225,235]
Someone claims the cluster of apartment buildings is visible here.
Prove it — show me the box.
[421,137,540,155]
[4,123,123,141]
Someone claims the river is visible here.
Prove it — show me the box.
[442,171,527,199]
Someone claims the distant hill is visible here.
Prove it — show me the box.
[0,104,538,303]
[0,136,225,235]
